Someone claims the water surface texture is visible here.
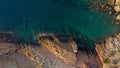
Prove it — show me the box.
[0,0,119,42]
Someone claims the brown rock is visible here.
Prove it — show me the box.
[38,35,77,65]
[108,0,115,5]
[82,62,99,68]
[116,15,120,20]
[114,6,120,12]
[95,33,120,68]
[0,32,12,42]
[0,52,36,68]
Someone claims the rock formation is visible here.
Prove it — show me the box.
[0,33,102,68]
[96,33,120,68]
[38,35,77,65]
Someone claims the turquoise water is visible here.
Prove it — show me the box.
[0,0,119,44]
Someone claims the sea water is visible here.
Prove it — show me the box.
[0,0,119,45]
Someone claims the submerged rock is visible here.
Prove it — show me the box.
[116,14,120,20]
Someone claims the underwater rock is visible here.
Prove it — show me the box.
[95,33,120,68]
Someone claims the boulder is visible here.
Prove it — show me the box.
[116,15,120,20]
[114,6,120,12]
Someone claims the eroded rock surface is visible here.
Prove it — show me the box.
[0,32,102,68]
[38,35,77,65]
[96,33,120,68]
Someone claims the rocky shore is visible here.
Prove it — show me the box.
[1,32,120,68]
[0,33,102,68]
[95,33,120,68]
[1,0,120,68]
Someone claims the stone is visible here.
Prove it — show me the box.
[0,52,36,68]
[0,34,102,68]
[0,32,12,42]
[82,62,98,68]
[116,15,120,20]
[114,6,120,12]
[115,0,120,5]
[95,33,120,68]
[38,35,77,65]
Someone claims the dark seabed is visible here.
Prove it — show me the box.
[0,0,119,49]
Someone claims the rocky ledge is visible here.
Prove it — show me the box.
[96,33,120,68]
[0,33,102,68]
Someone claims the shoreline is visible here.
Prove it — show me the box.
[0,0,120,68]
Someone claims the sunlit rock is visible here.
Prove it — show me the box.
[95,33,120,68]
[114,6,120,12]
[38,35,77,65]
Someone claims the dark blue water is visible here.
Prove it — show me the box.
[0,0,119,44]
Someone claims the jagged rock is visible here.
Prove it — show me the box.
[116,15,120,20]
[95,33,120,68]
[0,33,102,68]
[38,35,77,65]
[0,40,102,68]
[18,44,73,68]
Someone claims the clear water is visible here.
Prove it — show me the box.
[0,0,119,44]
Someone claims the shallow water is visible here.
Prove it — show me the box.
[0,0,119,44]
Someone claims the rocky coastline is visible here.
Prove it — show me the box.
[1,31,120,68]
[0,0,120,68]
[0,33,102,68]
